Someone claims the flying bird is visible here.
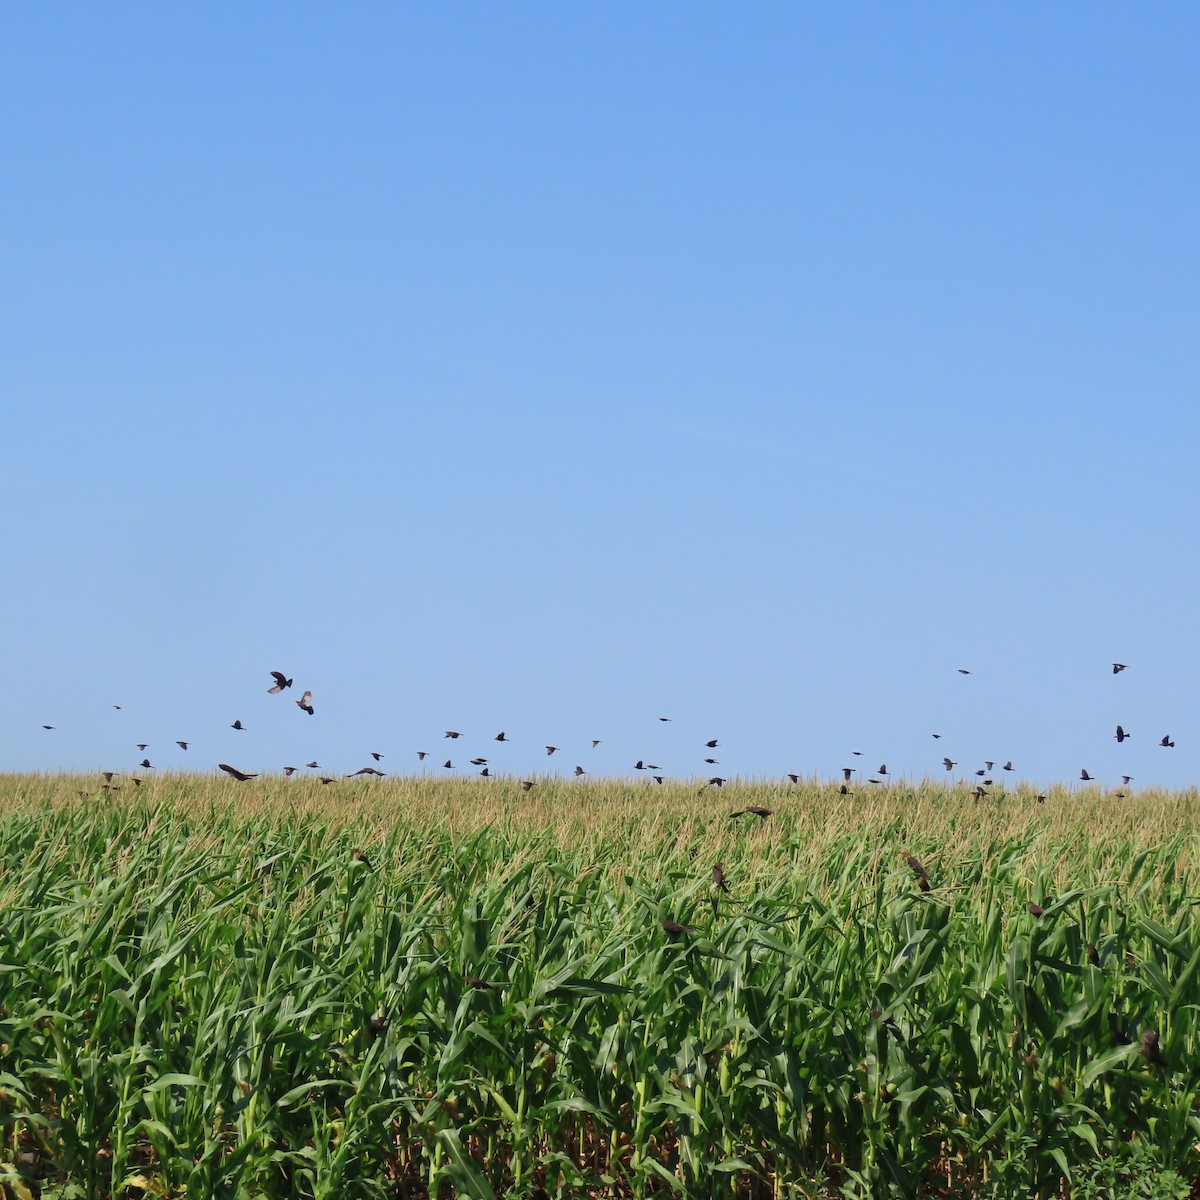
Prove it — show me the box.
[957,668,971,675]
[1113,663,1128,674]
[660,918,695,940]
[1002,761,1014,772]
[708,776,726,787]
[347,767,385,777]
[139,759,153,769]
[176,741,188,750]
[943,758,957,771]
[417,751,428,760]
[574,765,586,776]
[295,691,314,715]
[1080,769,1093,781]
[705,739,720,748]
[591,740,601,748]
[469,757,488,766]
[444,731,462,739]
[1160,735,1175,748]
[521,780,534,791]
[268,671,293,693]
[371,752,383,761]
[658,716,671,722]
[931,733,941,739]
[305,760,319,768]
[137,743,149,751]
[545,746,558,755]
[231,721,245,731]
[465,975,494,991]
[283,766,297,776]
[878,764,889,775]
[443,760,454,769]
[1113,725,1130,742]
[41,725,55,730]
[731,806,771,819]
[1122,775,1133,785]
[787,773,799,784]
[704,757,719,765]
[494,731,508,742]
[218,763,258,781]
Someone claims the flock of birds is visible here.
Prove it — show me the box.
[38,662,1175,801]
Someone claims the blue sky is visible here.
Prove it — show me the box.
[3,5,1198,789]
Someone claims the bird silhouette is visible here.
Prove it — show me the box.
[231,721,245,731]
[139,758,153,769]
[283,766,297,776]
[295,691,314,716]
[708,776,726,787]
[705,739,720,748]
[347,767,385,777]
[176,741,188,750]
[1115,725,1130,743]
[495,731,508,742]
[371,752,383,761]
[1080,769,1093,781]
[268,671,293,693]
[574,765,586,776]
[521,780,534,791]
[1160,735,1175,748]
[545,746,558,755]
[957,668,971,675]
[218,763,257,781]
[444,731,462,739]
[943,757,957,771]
[731,806,771,819]
[1113,663,1128,674]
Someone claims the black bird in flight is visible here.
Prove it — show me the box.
[218,763,258,781]
[495,731,508,742]
[659,716,671,722]
[1122,775,1133,785]
[416,751,428,760]
[545,746,558,755]
[347,767,385,777]
[444,731,462,739]
[176,741,188,750]
[731,806,771,819]
[139,758,153,769]
[1115,725,1130,743]
[1113,663,1127,674]
[708,776,727,787]
[842,767,855,780]
[521,780,534,791]
[371,752,383,761]
[787,773,799,784]
[931,733,941,739]
[878,764,889,775]
[469,757,487,766]
[283,766,297,776]
[268,671,293,693]
[1160,735,1175,748]
[705,739,720,748]
[660,918,695,940]
[592,739,601,747]
[704,757,719,765]
[574,765,586,776]
[943,757,957,771]
[479,767,491,777]
[957,668,971,675]
[1002,761,1014,772]
[1080,769,1093,781]
[295,691,314,715]
[903,852,931,893]
[137,743,149,751]
[306,760,319,768]
[42,725,55,730]
[443,760,454,769]
[231,720,245,731]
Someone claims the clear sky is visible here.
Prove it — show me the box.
[3,5,1198,790]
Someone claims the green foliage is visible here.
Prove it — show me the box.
[0,775,1199,1197]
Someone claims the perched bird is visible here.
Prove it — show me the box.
[545,746,558,756]
[903,852,931,892]
[218,763,257,781]
[465,975,493,990]
[295,691,314,716]
[1140,1029,1167,1066]
[712,863,730,893]
[176,741,189,750]
[1115,725,1130,743]
[352,848,373,870]
[444,731,462,739]
[1027,901,1047,918]
[838,784,852,795]
[268,671,293,693]
[1160,735,1175,748]
[1080,769,1093,781]
[495,731,508,742]
[731,806,771,819]
[1113,663,1128,674]
[231,721,245,731]
[1087,943,1100,966]
[1036,793,1047,804]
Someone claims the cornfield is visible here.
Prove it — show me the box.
[1,773,1198,1198]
